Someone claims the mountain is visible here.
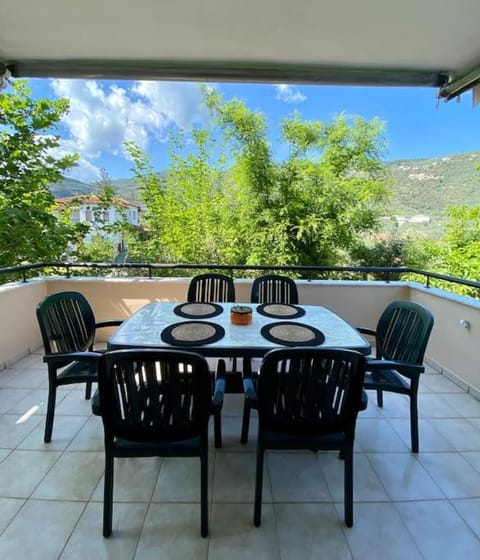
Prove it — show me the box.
[54,151,480,234]
[388,151,480,219]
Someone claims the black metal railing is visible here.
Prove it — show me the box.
[1,261,479,297]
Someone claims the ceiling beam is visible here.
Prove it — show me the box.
[9,60,448,88]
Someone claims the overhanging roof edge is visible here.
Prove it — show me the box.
[8,60,448,87]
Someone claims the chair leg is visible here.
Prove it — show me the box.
[376,389,383,407]
[214,409,222,449]
[44,381,57,443]
[344,447,354,527]
[253,441,265,527]
[200,437,209,538]
[85,381,92,400]
[103,451,114,537]
[409,391,419,453]
[240,399,251,444]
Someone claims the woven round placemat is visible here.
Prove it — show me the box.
[257,303,305,319]
[174,302,223,319]
[161,321,225,346]
[261,321,324,347]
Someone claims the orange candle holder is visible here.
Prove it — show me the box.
[230,305,253,325]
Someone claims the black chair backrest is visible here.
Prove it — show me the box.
[376,301,434,364]
[187,273,235,303]
[256,348,365,436]
[97,349,212,443]
[36,291,96,355]
[250,275,299,304]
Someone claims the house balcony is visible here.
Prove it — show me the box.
[0,268,479,558]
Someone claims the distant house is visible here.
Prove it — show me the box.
[56,195,142,252]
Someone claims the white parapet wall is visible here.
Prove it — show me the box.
[0,275,478,396]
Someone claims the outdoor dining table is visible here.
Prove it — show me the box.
[108,301,371,358]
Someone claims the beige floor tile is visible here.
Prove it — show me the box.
[420,374,466,393]
[6,388,66,416]
[0,388,32,413]
[209,503,280,559]
[418,452,480,498]
[367,452,444,501]
[55,390,97,416]
[221,393,245,417]
[427,418,480,451]
[60,501,148,559]
[93,456,163,503]
[134,503,208,559]
[268,451,331,502]
[66,415,104,451]
[356,418,410,453]
[388,418,455,452]
[0,497,25,533]
[0,450,60,498]
[0,499,85,560]
[319,451,390,502]
[152,455,211,502]
[32,451,104,500]
[210,414,258,452]
[419,393,460,418]
[0,353,479,559]
[275,503,352,560]
[0,449,10,462]
[17,415,88,451]
[396,500,480,560]
[10,353,45,370]
[368,393,411,418]
[452,498,480,539]
[339,502,423,560]
[461,451,480,472]
[0,368,47,389]
[213,452,272,503]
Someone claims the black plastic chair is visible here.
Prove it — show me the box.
[250,348,366,527]
[241,275,299,444]
[187,273,235,303]
[36,291,123,443]
[357,300,434,453]
[250,274,299,304]
[188,272,238,383]
[97,349,225,538]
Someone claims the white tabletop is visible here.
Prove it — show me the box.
[109,302,370,358]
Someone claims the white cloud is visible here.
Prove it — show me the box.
[49,138,102,183]
[275,84,306,103]
[49,79,205,175]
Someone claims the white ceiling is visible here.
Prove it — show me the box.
[2,0,480,94]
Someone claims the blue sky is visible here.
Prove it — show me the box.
[27,78,480,183]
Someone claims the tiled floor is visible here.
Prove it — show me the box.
[1,350,480,559]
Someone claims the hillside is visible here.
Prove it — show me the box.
[54,151,480,234]
[388,151,480,219]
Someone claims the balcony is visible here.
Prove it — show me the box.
[0,270,479,558]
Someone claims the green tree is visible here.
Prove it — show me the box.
[433,205,480,296]
[0,80,79,266]
[126,127,233,264]
[128,88,391,269]
[207,92,390,266]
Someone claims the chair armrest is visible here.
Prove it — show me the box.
[95,319,123,329]
[43,351,102,366]
[355,326,377,337]
[366,358,424,377]
[243,377,257,401]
